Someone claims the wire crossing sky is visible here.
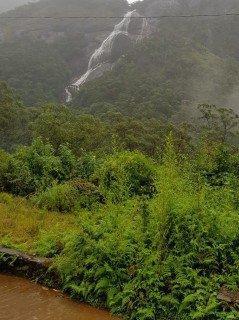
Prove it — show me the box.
[1,12,239,19]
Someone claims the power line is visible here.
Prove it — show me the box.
[0,13,239,20]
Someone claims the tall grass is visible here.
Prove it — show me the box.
[0,193,77,254]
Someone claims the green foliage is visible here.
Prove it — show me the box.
[95,151,157,202]
[0,149,9,190]
[196,143,239,187]
[77,154,97,180]
[198,104,239,144]
[0,138,80,195]
[0,192,14,205]
[0,81,33,150]
[32,105,109,155]
[32,183,78,213]
[0,38,71,105]
[53,151,239,319]
[36,229,67,258]
[32,179,105,213]
[1,135,239,319]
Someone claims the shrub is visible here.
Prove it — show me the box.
[196,144,235,187]
[71,179,106,208]
[77,153,97,180]
[0,138,80,196]
[32,180,105,212]
[95,151,157,202]
[32,183,78,213]
[36,230,65,258]
[3,156,35,195]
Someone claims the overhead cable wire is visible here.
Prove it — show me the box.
[0,12,239,20]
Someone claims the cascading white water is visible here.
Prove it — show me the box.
[66,10,150,101]
[65,87,72,103]
[87,12,132,71]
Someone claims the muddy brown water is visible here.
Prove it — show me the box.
[0,274,121,320]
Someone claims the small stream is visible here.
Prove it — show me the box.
[0,274,121,320]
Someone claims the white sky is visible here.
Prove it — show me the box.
[0,0,142,14]
[128,0,141,3]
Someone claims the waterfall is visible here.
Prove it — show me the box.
[66,10,150,101]
[65,87,72,103]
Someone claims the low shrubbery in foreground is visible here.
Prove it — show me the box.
[0,140,239,319]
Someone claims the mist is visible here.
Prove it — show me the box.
[0,0,140,14]
[0,0,37,13]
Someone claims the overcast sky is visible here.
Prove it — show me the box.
[0,0,141,14]
[0,0,37,13]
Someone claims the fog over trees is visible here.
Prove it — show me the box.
[0,0,38,13]
[0,0,138,13]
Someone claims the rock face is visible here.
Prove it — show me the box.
[66,10,151,102]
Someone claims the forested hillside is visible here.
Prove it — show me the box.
[0,0,239,110]
[72,34,239,118]
[0,0,129,104]
[138,0,239,61]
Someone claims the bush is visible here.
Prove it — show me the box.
[36,230,65,258]
[0,138,80,196]
[32,180,105,212]
[32,183,78,213]
[77,153,97,180]
[96,151,157,202]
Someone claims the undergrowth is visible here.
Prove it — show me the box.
[0,142,239,319]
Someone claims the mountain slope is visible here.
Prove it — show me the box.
[0,0,238,111]
[137,0,239,61]
[71,32,239,118]
[0,0,129,104]
[70,0,239,117]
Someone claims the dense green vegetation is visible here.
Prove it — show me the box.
[0,37,73,105]
[138,0,239,61]
[1,80,239,319]
[1,137,239,319]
